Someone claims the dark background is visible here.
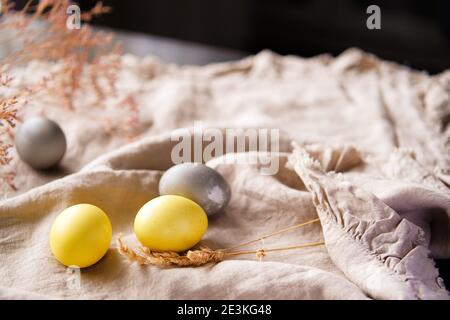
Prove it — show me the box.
[78,0,449,74]
[9,0,450,73]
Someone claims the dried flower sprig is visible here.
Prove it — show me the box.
[104,94,141,142]
[0,1,140,190]
[118,218,324,267]
[0,72,18,188]
[0,0,122,110]
[0,140,12,166]
[0,95,18,128]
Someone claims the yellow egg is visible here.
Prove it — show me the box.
[49,204,112,268]
[134,195,208,252]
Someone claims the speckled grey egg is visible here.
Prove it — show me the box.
[159,163,231,216]
[15,117,66,170]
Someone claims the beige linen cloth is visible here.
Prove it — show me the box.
[1,48,449,299]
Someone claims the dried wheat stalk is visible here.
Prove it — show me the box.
[118,237,226,267]
[117,218,324,267]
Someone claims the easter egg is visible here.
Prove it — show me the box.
[15,117,66,169]
[49,204,112,268]
[159,163,231,216]
[134,195,208,252]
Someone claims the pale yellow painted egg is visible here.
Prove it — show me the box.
[134,195,208,252]
[49,204,112,268]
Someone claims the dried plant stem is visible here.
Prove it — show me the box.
[117,217,323,267]
[225,241,325,257]
[223,217,320,251]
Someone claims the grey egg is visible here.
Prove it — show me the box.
[15,117,67,170]
[159,163,231,216]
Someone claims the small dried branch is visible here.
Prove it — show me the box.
[0,141,12,166]
[0,0,122,109]
[0,72,19,187]
[80,1,111,22]
[0,1,139,190]
[0,96,18,128]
